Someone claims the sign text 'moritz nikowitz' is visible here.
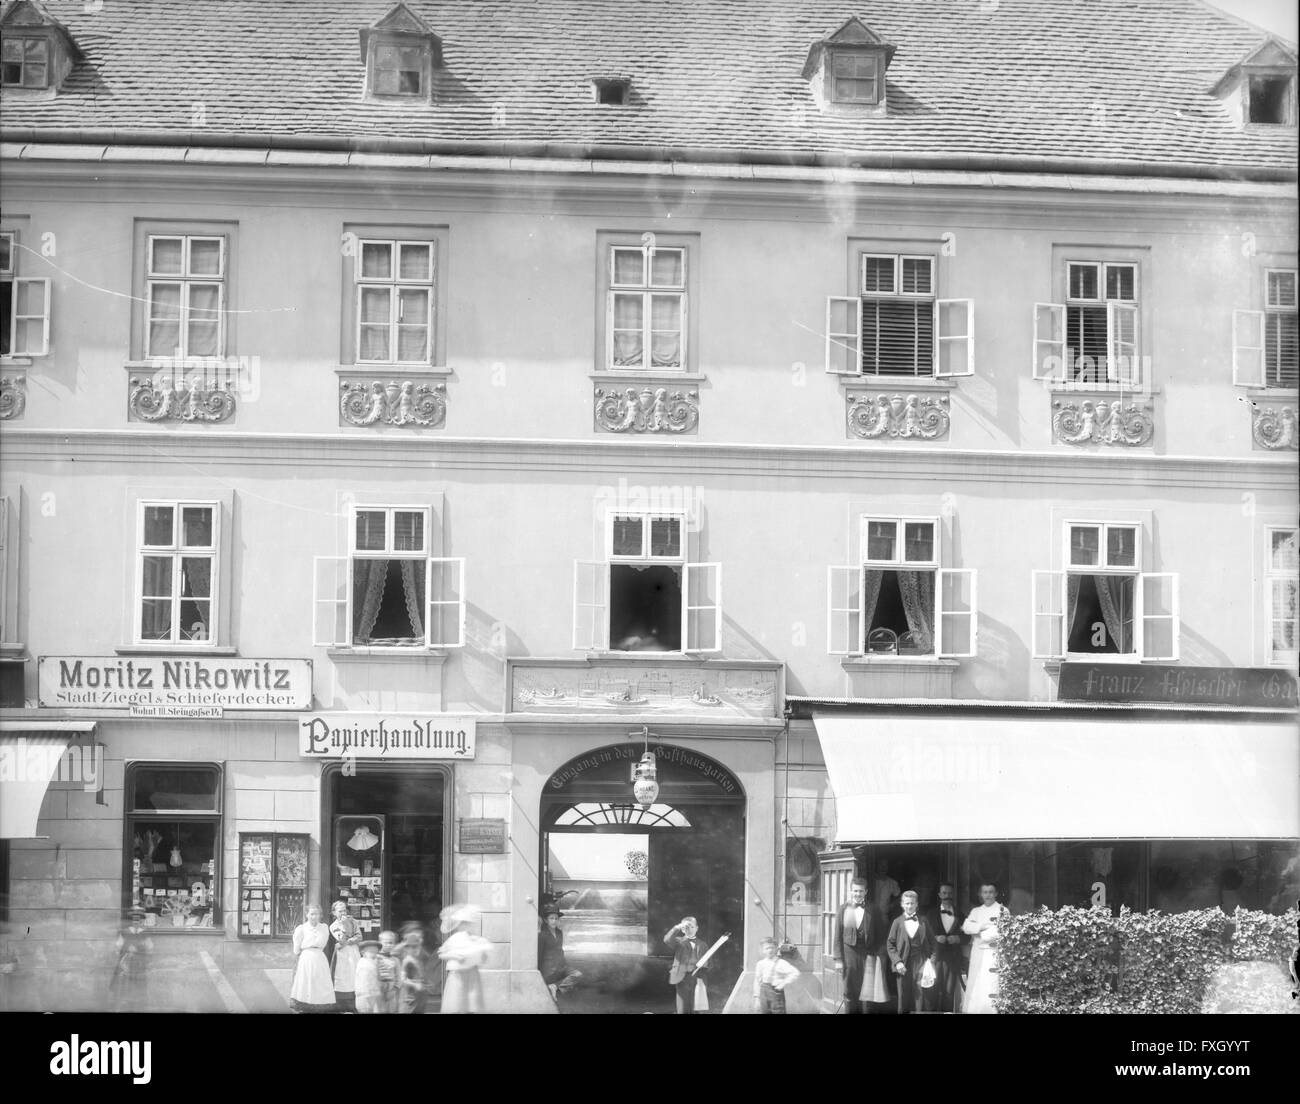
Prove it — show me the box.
[38,656,311,710]
[298,713,477,759]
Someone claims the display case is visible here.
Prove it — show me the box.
[333,814,385,936]
[238,832,309,938]
[130,822,218,929]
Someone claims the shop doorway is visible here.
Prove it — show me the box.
[540,743,745,1014]
[321,764,449,943]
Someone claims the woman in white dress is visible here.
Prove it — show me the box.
[961,883,1009,1014]
[437,904,491,1014]
[290,904,338,1013]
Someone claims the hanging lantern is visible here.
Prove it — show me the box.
[633,751,658,807]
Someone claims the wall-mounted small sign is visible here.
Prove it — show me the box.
[458,818,507,854]
[298,713,477,759]
[1058,663,1297,708]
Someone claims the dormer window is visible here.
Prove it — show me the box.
[802,17,896,116]
[1248,74,1294,125]
[1211,38,1297,129]
[360,3,439,103]
[592,78,631,106]
[0,0,82,94]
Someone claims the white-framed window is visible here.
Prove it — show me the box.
[0,35,49,88]
[1032,522,1178,661]
[313,505,464,649]
[829,50,882,104]
[827,516,976,657]
[1233,269,1298,389]
[1033,261,1139,385]
[0,496,11,643]
[135,501,219,645]
[1247,73,1296,126]
[355,239,435,365]
[1265,526,1298,666]
[372,42,427,96]
[574,511,720,653]
[826,253,973,378]
[0,230,52,357]
[607,244,686,370]
[145,235,225,359]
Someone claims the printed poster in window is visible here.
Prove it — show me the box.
[241,835,272,887]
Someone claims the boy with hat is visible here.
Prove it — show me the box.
[354,939,383,1014]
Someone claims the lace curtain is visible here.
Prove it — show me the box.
[1067,574,1131,652]
[353,559,424,643]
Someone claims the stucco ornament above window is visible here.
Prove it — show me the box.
[0,0,83,96]
[1210,38,1298,127]
[802,16,896,116]
[359,2,441,103]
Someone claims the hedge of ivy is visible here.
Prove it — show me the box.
[995,906,1298,1014]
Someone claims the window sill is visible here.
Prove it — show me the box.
[584,651,712,662]
[1244,387,1298,400]
[1044,656,1160,671]
[591,370,707,383]
[0,358,33,371]
[336,365,452,377]
[841,656,959,671]
[839,377,954,390]
[326,647,448,663]
[116,645,238,656]
[1046,382,1160,396]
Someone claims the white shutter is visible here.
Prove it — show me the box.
[827,565,863,655]
[825,296,861,375]
[1232,309,1266,387]
[426,556,466,648]
[0,498,8,642]
[573,559,608,651]
[684,561,722,654]
[1033,303,1066,381]
[1138,572,1179,661]
[604,290,617,371]
[936,568,977,658]
[11,277,51,356]
[934,298,974,377]
[1108,301,1139,385]
[1031,570,1066,659]
[313,555,349,647]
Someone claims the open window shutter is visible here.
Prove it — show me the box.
[827,565,863,655]
[684,562,722,653]
[936,568,977,658]
[825,296,862,375]
[1032,303,1066,381]
[1232,309,1266,387]
[0,498,8,641]
[12,277,52,356]
[1139,572,1179,661]
[426,556,465,648]
[1031,569,1065,659]
[934,299,974,377]
[313,555,349,647]
[573,559,608,651]
[1108,301,1139,385]
[605,289,617,371]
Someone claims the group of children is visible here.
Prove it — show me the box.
[292,899,490,1014]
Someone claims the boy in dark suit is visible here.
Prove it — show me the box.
[887,890,938,1014]
[664,916,709,1014]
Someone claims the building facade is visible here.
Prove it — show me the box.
[0,0,1296,1013]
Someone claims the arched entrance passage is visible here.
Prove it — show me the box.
[540,742,746,1014]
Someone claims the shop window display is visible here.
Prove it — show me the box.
[125,765,221,930]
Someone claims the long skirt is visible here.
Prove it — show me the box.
[963,941,999,1014]
[440,967,483,1014]
[858,952,891,1004]
[290,948,337,1013]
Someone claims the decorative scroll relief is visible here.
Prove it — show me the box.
[129,377,236,422]
[846,392,950,440]
[595,386,699,434]
[0,374,26,420]
[1052,398,1154,447]
[1252,405,1298,451]
[340,379,447,428]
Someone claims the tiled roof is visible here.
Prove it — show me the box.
[0,0,1295,178]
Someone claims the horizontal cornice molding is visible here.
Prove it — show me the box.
[1,427,1295,490]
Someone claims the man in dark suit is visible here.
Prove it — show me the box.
[924,881,966,1013]
[887,889,939,1014]
[832,878,882,1014]
[664,916,709,1014]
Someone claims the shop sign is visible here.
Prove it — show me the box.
[1058,662,1298,708]
[458,818,507,853]
[129,705,223,719]
[298,713,477,759]
[38,656,311,710]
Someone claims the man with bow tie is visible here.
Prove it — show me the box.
[664,916,710,1014]
[832,878,886,1013]
[886,890,939,1015]
[924,882,967,1013]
